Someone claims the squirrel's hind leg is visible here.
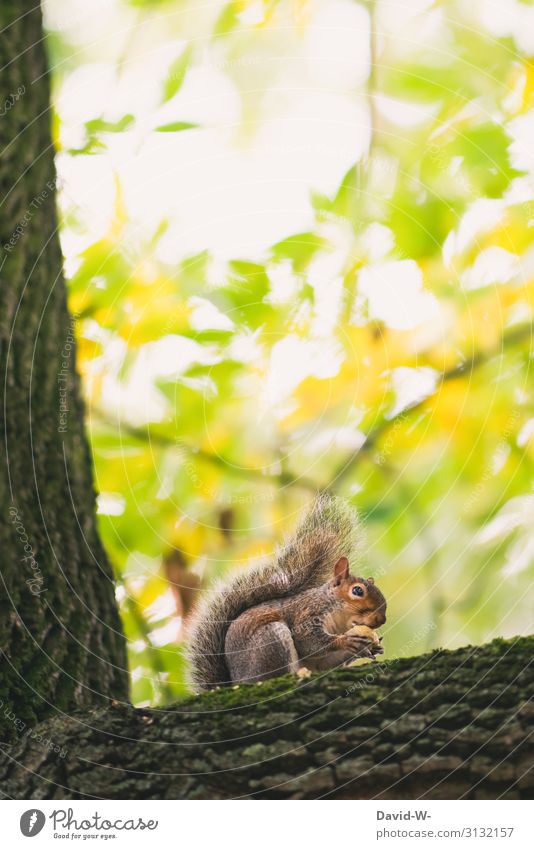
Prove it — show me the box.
[225,619,299,684]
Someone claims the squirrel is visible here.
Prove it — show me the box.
[187,493,387,690]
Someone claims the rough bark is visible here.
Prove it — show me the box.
[1,636,532,800]
[0,1,128,741]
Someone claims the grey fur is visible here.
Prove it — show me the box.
[225,620,300,683]
[186,493,364,690]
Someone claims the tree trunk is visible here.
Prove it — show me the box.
[0,1,128,742]
[1,636,532,799]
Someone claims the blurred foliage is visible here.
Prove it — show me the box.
[45,0,534,705]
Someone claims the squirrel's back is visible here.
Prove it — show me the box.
[186,493,363,691]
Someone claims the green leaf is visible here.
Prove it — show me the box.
[312,163,366,227]
[451,124,519,197]
[191,261,274,329]
[155,121,199,133]
[186,328,234,344]
[270,232,326,270]
[67,138,107,156]
[382,64,463,103]
[69,240,132,309]
[213,1,242,38]
[85,114,135,134]
[331,163,364,221]
[389,192,453,258]
[161,46,192,103]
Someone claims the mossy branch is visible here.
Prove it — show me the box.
[1,635,532,799]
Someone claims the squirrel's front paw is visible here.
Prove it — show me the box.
[341,634,376,659]
[344,625,384,658]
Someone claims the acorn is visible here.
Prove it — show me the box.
[346,624,382,647]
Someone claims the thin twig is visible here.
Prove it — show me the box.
[90,410,319,493]
[333,322,533,487]
[91,323,531,495]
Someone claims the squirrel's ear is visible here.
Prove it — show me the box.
[366,576,375,584]
[334,556,349,585]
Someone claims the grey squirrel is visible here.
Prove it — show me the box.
[187,494,387,690]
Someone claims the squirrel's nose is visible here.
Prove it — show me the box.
[371,609,386,628]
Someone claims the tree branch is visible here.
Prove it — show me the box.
[1,635,532,799]
[91,322,531,498]
[90,411,319,493]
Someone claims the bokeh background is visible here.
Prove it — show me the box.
[43,0,534,705]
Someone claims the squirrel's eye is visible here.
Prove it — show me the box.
[351,585,364,597]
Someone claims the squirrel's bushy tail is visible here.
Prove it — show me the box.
[186,493,363,691]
